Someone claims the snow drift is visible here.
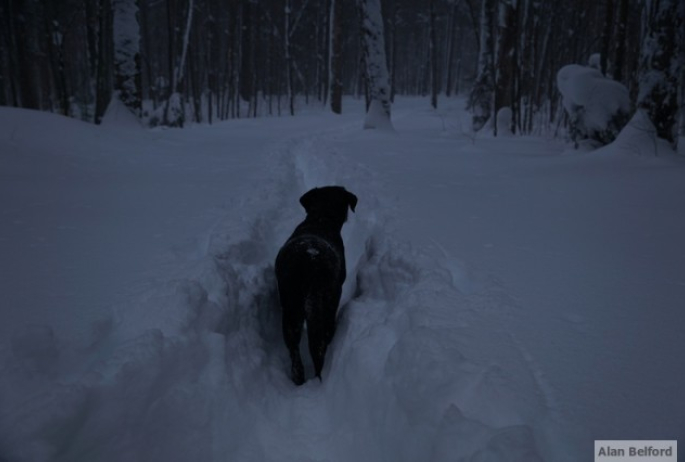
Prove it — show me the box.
[557,64,631,146]
[1,99,683,462]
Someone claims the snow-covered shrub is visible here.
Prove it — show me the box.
[496,107,513,136]
[636,0,681,145]
[163,92,185,128]
[363,99,394,131]
[556,64,631,147]
[587,53,601,70]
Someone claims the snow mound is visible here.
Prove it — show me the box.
[0,125,557,461]
[101,92,142,129]
[557,64,631,146]
[612,109,674,156]
[363,99,394,131]
[587,53,601,70]
[496,107,513,136]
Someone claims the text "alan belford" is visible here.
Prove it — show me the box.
[598,445,674,457]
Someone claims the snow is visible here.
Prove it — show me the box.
[496,107,512,136]
[613,109,673,156]
[102,93,143,129]
[360,0,392,129]
[112,0,141,110]
[1,98,684,461]
[363,99,394,131]
[556,64,631,145]
[587,53,601,70]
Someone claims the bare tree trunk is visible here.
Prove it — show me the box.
[164,0,194,127]
[15,0,41,109]
[359,0,392,129]
[389,2,398,102]
[1,0,20,106]
[599,0,614,75]
[247,2,257,118]
[529,2,553,133]
[429,0,438,109]
[285,0,295,116]
[138,0,155,108]
[680,2,685,146]
[44,1,69,115]
[613,0,629,82]
[316,1,327,104]
[230,1,241,119]
[467,0,495,131]
[94,0,113,124]
[454,58,461,95]
[189,45,202,123]
[329,0,343,114]
[113,0,142,116]
[494,0,517,135]
[444,0,458,97]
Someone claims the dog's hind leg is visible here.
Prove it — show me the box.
[307,293,338,381]
[282,303,306,385]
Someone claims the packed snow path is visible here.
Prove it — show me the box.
[1,99,683,462]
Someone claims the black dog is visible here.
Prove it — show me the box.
[275,186,358,385]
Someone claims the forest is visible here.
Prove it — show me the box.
[0,0,683,147]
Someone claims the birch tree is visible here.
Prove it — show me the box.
[359,0,392,129]
[429,0,439,109]
[112,0,142,116]
[164,0,194,127]
[444,0,459,97]
[95,0,113,124]
[0,0,665,140]
[494,0,518,136]
[329,0,343,114]
[467,0,495,132]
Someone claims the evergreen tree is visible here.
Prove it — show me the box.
[637,0,682,145]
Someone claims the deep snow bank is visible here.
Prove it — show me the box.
[0,108,561,461]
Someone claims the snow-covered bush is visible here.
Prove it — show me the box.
[636,0,682,145]
[496,107,513,136]
[163,92,185,128]
[587,53,601,70]
[556,64,631,147]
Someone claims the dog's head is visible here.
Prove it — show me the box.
[299,186,358,223]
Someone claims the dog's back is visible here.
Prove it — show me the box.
[276,229,346,297]
[275,186,357,385]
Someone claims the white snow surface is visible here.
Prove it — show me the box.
[1,99,683,461]
[556,64,630,134]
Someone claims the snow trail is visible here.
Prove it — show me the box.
[1,102,583,461]
[213,124,559,461]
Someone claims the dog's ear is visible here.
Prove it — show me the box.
[346,191,358,213]
[299,188,319,213]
